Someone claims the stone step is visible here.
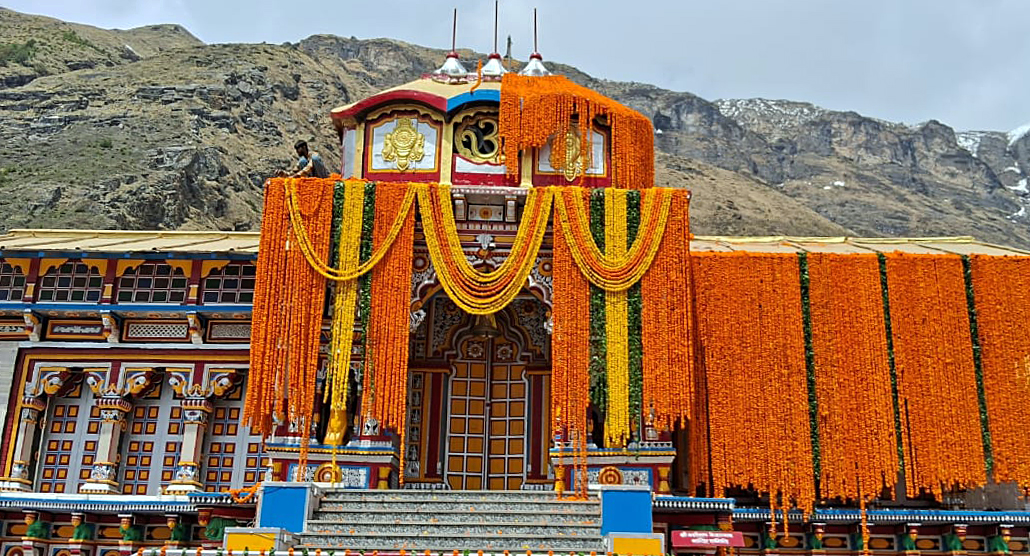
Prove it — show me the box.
[318,490,592,504]
[305,521,601,537]
[311,509,599,525]
[316,500,599,514]
[295,532,605,552]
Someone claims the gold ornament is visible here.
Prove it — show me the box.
[382,118,426,171]
[455,116,500,163]
[549,129,588,182]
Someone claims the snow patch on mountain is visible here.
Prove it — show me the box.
[1008,121,1030,147]
[714,98,827,135]
[956,131,986,158]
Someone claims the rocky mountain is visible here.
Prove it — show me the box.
[1,8,1028,246]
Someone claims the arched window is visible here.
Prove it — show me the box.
[36,262,103,303]
[116,263,188,304]
[200,262,256,304]
[0,262,26,301]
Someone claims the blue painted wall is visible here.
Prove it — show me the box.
[257,484,311,533]
[601,488,653,536]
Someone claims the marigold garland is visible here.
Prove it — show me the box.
[884,253,986,497]
[641,190,693,430]
[285,178,417,282]
[244,177,336,474]
[417,183,553,314]
[499,74,654,189]
[551,188,591,452]
[603,188,631,447]
[363,181,417,481]
[692,251,815,511]
[553,186,672,292]
[970,254,1030,489]
[323,179,366,445]
[807,253,898,501]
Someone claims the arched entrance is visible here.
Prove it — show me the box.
[444,310,530,490]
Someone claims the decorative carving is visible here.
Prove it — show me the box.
[10,461,28,480]
[381,118,426,171]
[361,416,380,437]
[455,116,500,163]
[89,463,117,481]
[186,312,203,344]
[174,463,200,482]
[100,311,119,344]
[22,309,39,342]
[409,309,426,333]
[549,129,589,182]
[183,409,209,425]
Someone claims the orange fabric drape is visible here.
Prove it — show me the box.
[363,182,417,441]
[499,74,654,189]
[885,253,985,497]
[808,253,897,501]
[970,254,1030,489]
[641,190,694,429]
[692,252,815,510]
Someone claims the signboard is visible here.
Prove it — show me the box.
[671,530,746,548]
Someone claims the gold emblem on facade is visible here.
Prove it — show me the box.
[549,129,588,181]
[381,118,426,171]
[456,116,500,163]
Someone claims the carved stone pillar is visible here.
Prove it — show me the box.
[80,398,130,494]
[165,399,211,494]
[1,398,46,491]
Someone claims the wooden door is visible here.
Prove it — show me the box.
[445,336,528,490]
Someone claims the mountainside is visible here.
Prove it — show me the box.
[1,8,1028,246]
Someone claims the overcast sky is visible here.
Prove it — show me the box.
[8,0,1029,132]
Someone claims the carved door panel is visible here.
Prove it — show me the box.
[445,336,528,490]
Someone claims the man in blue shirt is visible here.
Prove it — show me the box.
[284,140,330,178]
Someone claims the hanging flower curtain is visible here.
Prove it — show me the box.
[552,186,673,292]
[499,74,654,189]
[415,183,553,315]
[885,253,986,498]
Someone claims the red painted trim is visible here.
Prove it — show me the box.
[0,349,30,473]
[531,172,613,188]
[332,91,448,120]
[363,110,443,183]
[529,373,543,479]
[451,155,519,187]
[101,261,117,303]
[425,372,443,478]
[187,260,202,304]
[23,258,40,303]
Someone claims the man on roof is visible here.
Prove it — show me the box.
[281,140,329,179]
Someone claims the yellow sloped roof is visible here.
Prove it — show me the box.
[0,230,1026,257]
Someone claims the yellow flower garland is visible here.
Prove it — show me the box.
[553,187,673,292]
[604,188,631,447]
[416,183,554,314]
[285,178,417,281]
[322,179,365,445]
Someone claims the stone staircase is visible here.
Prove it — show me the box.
[296,489,605,552]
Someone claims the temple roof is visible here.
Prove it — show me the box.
[1,229,1026,257]
[331,78,502,122]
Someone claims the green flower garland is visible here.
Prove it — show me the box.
[358,182,376,391]
[797,252,822,493]
[589,190,607,410]
[961,254,994,477]
[627,191,643,429]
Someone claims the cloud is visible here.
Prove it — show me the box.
[6,0,1029,131]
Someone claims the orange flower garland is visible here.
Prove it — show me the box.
[245,177,336,445]
[970,254,1030,489]
[550,189,591,454]
[499,74,654,189]
[552,186,673,291]
[692,252,815,511]
[807,253,897,501]
[885,253,985,497]
[641,189,693,429]
[363,181,417,480]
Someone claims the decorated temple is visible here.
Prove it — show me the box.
[0,23,1029,556]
